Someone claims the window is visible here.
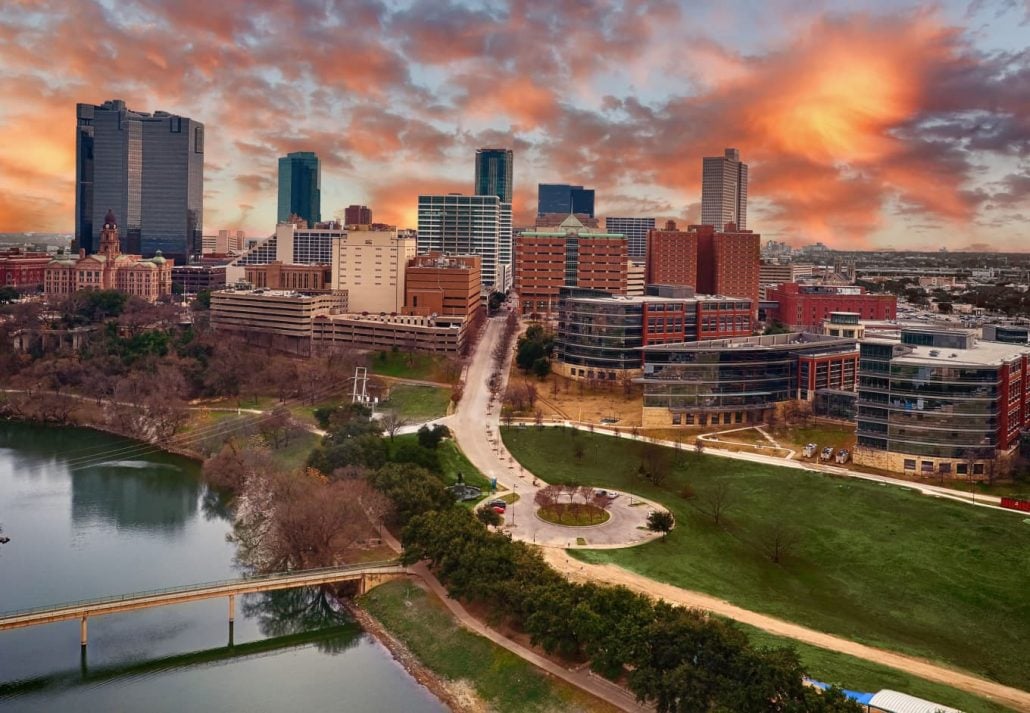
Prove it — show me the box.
[957,463,968,475]
[672,413,681,425]
[973,463,985,475]
[903,459,916,470]
[939,462,952,474]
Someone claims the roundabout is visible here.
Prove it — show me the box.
[536,503,611,527]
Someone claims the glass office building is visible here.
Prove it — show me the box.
[277,152,321,227]
[537,184,595,217]
[474,148,513,203]
[76,99,204,260]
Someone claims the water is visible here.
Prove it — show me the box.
[0,422,445,712]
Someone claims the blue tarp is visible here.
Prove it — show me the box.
[806,679,875,705]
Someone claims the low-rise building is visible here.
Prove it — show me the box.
[638,332,857,427]
[0,248,51,290]
[759,260,814,298]
[767,283,896,329]
[822,312,866,339]
[171,264,227,294]
[313,313,469,354]
[855,327,1030,478]
[210,288,347,354]
[554,286,753,382]
[982,323,1030,345]
[404,253,482,321]
[245,262,332,292]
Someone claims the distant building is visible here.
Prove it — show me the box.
[245,262,332,292]
[701,147,747,230]
[474,148,513,203]
[236,222,346,268]
[759,260,814,298]
[171,264,227,294]
[554,285,753,381]
[640,332,857,428]
[515,215,628,317]
[605,217,655,260]
[982,324,1030,345]
[855,328,1030,478]
[404,253,483,322]
[46,210,173,302]
[344,204,372,226]
[626,260,645,297]
[277,152,321,226]
[537,184,594,218]
[417,194,512,291]
[332,226,416,313]
[535,212,599,229]
[766,283,896,329]
[822,312,866,340]
[0,249,51,290]
[202,230,245,255]
[645,221,760,315]
[76,99,203,260]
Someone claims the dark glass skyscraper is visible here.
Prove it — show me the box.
[277,152,321,226]
[474,148,513,203]
[537,183,595,218]
[75,99,204,259]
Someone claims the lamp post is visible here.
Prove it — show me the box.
[512,483,517,526]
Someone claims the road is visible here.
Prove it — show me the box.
[440,315,664,548]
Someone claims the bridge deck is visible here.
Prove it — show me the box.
[0,561,407,631]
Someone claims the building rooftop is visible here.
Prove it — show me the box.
[863,335,1030,367]
[642,331,855,353]
[564,293,750,306]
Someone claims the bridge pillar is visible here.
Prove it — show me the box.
[80,616,88,647]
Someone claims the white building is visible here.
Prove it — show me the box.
[417,194,512,291]
[605,217,655,261]
[701,148,748,230]
[331,226,415,314]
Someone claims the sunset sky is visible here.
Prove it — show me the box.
[1,0,1028,249]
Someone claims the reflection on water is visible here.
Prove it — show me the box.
[0,423,445,713]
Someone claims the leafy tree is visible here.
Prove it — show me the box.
[0,286,18,303]
[193,289,212,310]
[646,510,674,541]
[476,507,502,528]
[369,463,453,526]
[763,320,791,335]
[532,356,551,378]
[417,423,450,449]
[307,434,388,473]
[389,442,441,472]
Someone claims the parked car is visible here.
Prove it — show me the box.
[820,446,834,461]
[486,499,507,511]
[593,489,618,499]
[802,443,818,458]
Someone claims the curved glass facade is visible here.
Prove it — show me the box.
[641,349,795,412]
[556,298,644,371]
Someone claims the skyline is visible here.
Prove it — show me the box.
[1,0,1028,250]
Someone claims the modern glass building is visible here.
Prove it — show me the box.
[854,328,1030,477]
[474,148,513,203]
[416,194,512,290]
[76,99,204,260]
[537,184,595,217]
[638,332,856,427]
[277,152,321,227]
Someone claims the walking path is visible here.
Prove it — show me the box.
[543,548,1030,712]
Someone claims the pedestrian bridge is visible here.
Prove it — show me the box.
[0,560,408,646]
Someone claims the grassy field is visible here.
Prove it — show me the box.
[501,426,1030,690]
[739,624,1015,713]
[382,384,451,421]
[269,429,320,471]
[369,350,456,382]
[360,579,619,713]
[389,434,492,492]
[775,424,855,451]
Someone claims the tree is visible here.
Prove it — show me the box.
[477,507,503,528]
[193,289,212,310]
[646,510,674,541]
[760,519,802,564]
[638,443,671,487]
[764,320,790,335]
[379,412,408,440]
[701,481,732,526]
[0,286,19,303]
[368,463,454,527]
[573,440,586,460]
[532,356,551,378]
[417,423,449,449]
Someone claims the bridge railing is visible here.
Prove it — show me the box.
[0,560,402,620]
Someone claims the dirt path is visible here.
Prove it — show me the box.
[542,549,1030,712]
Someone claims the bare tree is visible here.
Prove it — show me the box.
[760,519,802,564]
[701,480,732,526]
[379,412,408,440]
[534,408,544,428]
[638,442,671,487]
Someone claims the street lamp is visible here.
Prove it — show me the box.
[512,483,517,526]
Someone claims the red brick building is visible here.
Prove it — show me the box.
[767,283,897,329]
[645,221,759,315]
[404,253,483,322]
[0,248,51,291]
[515,215,627,316]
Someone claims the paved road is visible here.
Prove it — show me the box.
[440,315,664,548]
[544,549,1030,712]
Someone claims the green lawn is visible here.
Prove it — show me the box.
[360,580,619,713]
[269,429,320,471]
[501,426,1030,690]
[739,624,1016,713]
[369,350,454,382]
[778,424,854,450]
[389,434,491,492]
[382,384,451,421]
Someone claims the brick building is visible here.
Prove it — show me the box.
[245,261,332,292]
[767,283,897,329]
[645,221,759,315]
[515,214,628,317]
[404,253,482,321]
[0,248,51,290]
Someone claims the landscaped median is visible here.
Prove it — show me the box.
[500,425,1030,697]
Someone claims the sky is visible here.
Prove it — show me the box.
[0,0,1028,250]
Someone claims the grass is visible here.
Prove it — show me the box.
[369,350,456,383]
[389,434,492,492]
[777,424,855,451]
[269,429,320,471]
[501,426,1030,690]
[360,580,619,713]
[739,624,1016,713]
[383,384,452,421]
[537,504,610,526]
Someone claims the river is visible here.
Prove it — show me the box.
[0,422,445,712]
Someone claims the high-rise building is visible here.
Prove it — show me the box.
[645,221,759,316]
[416,194,513,291]
[76,99,204,260]
[605,217,655,260]
[344,204,372,225]
[277,152,321,226]
[514,215,628,317]
[474,149,513,203]
[537,184,595,218]
[701,148,748,230]
[331,226,416,313]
